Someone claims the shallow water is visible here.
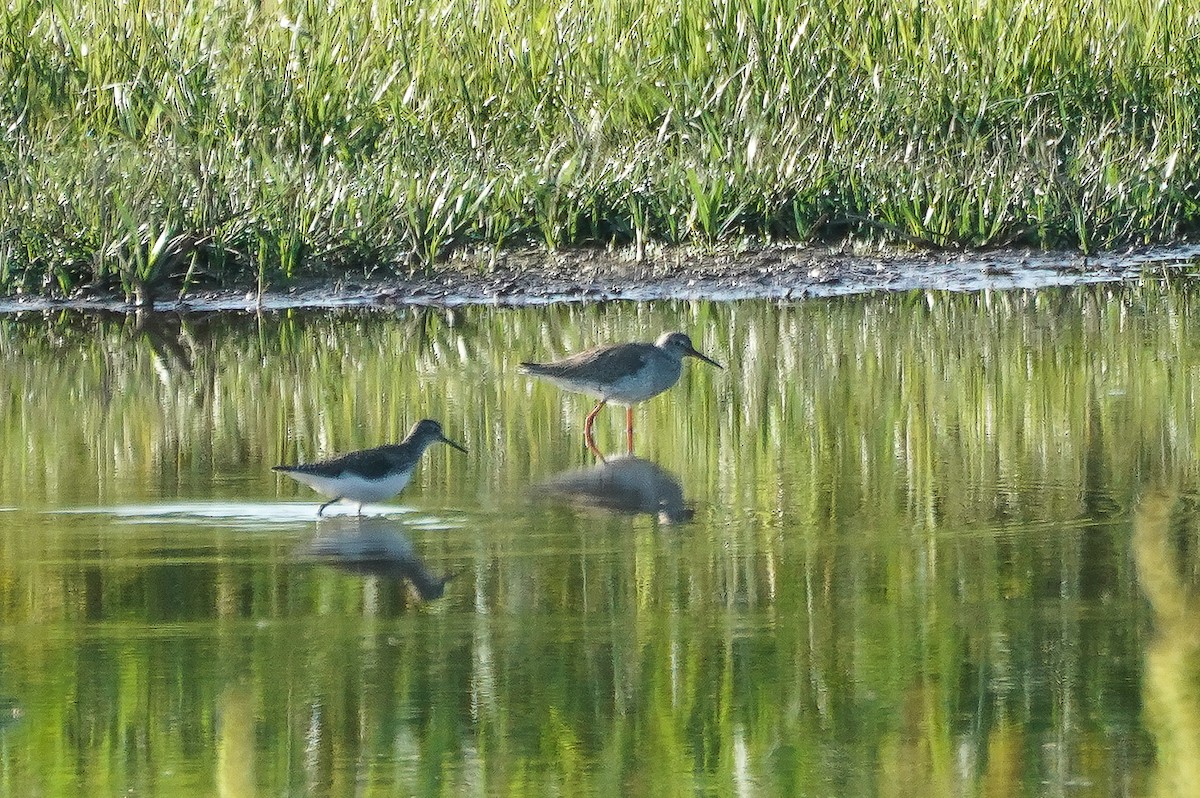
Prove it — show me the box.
[2,284,1199,795]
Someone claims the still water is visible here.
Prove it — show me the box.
[1,284,1198,795]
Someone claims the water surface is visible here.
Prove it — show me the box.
[2,285,1198,795]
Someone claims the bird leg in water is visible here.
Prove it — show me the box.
[626,406,635,452]
[584,399,607,443]
[318,496,342,516]
[585,400,607,461]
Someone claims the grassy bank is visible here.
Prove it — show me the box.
[3,0,1200,298]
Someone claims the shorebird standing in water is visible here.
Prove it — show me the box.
[273,419,467,516]
[520,331,722,455]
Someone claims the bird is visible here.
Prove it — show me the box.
[520,331,722,454]
[273,419,467,516]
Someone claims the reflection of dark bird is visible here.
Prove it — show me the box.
[535,455,694,524]
[273,419,467,516]
[299,517,457,600]
[520,332,722,454]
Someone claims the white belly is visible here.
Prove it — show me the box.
[287,468,414,502]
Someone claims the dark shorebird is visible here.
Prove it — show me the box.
[273,419,467,516]
[520,331,722,453]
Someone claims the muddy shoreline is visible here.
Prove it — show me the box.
[3,243,1199,314]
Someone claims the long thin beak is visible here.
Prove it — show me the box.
[688,347,723,369]
[441,435,469,454]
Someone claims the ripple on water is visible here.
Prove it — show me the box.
[47,501,463,531]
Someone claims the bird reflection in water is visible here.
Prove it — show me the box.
[534,454,694,524]
[298,516,458,600]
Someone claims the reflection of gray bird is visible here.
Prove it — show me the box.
[520,332,721,453]
[273,419,467,516]
[535,455,694,524]
[299,517,457,600]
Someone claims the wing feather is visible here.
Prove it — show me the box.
[275,447,397,480]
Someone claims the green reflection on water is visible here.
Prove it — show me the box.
[1,285,1198,795]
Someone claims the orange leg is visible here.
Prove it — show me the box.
[585,400,607,460]
[625,406,634,452]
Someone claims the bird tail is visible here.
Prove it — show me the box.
[518,362,544,374]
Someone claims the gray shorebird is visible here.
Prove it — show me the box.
[520,331,722,453]
[273,419,467,516]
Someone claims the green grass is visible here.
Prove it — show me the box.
[3,0,1200,297]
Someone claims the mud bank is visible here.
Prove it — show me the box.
[2,243,1199,314]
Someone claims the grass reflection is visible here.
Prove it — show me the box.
[0,285,1196,793]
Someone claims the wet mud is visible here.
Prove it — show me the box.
[3,242,1199,313]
